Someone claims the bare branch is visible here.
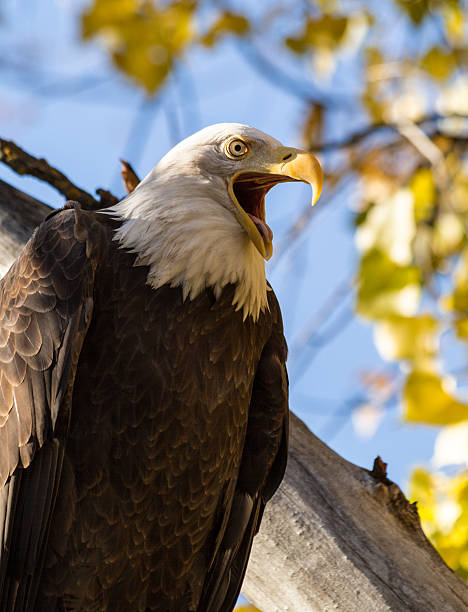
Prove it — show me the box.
[313,112,468,153]
[120,160,141,194]
[0,138,118,208]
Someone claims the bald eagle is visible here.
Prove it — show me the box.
[0,124,322,611]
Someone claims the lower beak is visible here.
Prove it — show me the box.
[229,150,323,260]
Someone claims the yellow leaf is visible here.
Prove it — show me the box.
[442,4,465,44]
[201,11,250,47]
[285,14,348,54]
[356,189,415,264]
[455,318,468,339]
[356,249,421,319]
[81,0,195,93]
[432,213,464,258]
[409,467,436,523]
[451,173,468,213]
[81,0,136,34]
[409,467,468,579]
[410,168,435,222]
[421,46,457,80]
[404,371,468,426]
[445,247,468,332]
[374,314,438,369]
[448,471,468,502]
[395,0,430,25]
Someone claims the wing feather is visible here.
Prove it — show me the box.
[0,203,101,611]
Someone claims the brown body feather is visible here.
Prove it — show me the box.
[0,203,288,611]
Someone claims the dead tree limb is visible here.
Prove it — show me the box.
[0,139,118,208]
[243,413,468,611]
[0,178,467,611]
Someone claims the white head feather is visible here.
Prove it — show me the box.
[107,123,284,320]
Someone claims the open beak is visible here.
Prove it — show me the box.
[228,149,323,260]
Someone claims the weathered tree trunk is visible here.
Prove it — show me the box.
[0,179,51,276]
[243,414,468,611]
[0,178,467,612]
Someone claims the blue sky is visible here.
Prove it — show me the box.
[0,0,440,488]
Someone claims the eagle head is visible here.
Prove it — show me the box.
[110,124,323,319]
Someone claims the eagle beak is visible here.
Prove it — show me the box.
[229,149,323,260]
[276,149,324,206]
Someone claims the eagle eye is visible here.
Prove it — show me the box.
[225,139,249,159]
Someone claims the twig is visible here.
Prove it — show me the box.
[396,120,446,170]
[313,112,468,153]
[120,160,141,194]
[0,138,118,209]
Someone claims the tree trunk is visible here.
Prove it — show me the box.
[243,413,468,611]
[0,179,51,276]
[0,178,467,612]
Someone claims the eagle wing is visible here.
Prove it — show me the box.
[201,291,289,612]
[0,205,98,610]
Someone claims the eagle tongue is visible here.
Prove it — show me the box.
[247,213,273,243]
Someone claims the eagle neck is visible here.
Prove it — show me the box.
[105,178,268,320]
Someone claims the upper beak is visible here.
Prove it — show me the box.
[229,148,323,261]
[274,148,323,205]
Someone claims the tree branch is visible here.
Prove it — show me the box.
[313,112,468,153]
[0,138,118,208]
